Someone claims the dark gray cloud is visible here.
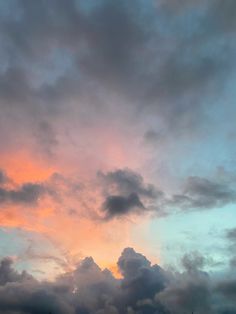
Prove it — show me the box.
[215,278,236,314]
[98,169,160,199]
[0,248,169,313]
[102,193,144,219]
[0,0,145,109]
[99,170,236,219]
[156,250,236,314]
[0,169,85,209]
[157,271,212,314]
[225,228,236,269]
[168,176,236,211]
[117,247,168,310]
[0,257,33,286]
[0,248,235,313]
[181,251,206,273]
[0,183,45,205]
[98,169,163,219]
[226,228,236,242]
[216,280,236,300]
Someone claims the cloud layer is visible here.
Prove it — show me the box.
[0,245,236,314]
[0,0,236,304]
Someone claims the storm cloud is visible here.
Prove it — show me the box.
[0,247,235,313]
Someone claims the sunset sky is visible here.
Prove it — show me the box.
[0,1,236,313]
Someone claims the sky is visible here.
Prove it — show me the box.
[0,0,236,313]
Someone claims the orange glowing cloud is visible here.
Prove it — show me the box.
[0,123,153,276]
[0,151,55,184]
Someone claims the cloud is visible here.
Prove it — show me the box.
[0,170,8,185]
[0,2,235,299]
[0,248,235,313]
[216,280,236,301]
[181,251,206,273]
[226,228,236,242]
[0,248,168,313]
[225,228,236,269]
[98,170,236,219]
[102,193,145,219]
[1,165,236,223]
[98,169,160,199]
[117,247,167,308]
[0,0,235,221]
[168,176,236,211]
[157,271,212,314]
[0,183,45,205]
[0,257,33,286]
[0,0,235,142]
[99,172,236,218]
[98,169,164,219]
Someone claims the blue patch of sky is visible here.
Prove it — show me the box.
[133,204,236,271]
[0,228,28,258]
[0,227,64,279]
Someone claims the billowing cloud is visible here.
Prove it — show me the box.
[0,258,33,285]
[0,248,235,313]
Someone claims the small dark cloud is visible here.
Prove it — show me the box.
[102,193,144,219]
[181,252,206,273]
[226,228,236,242]
[98,168,160,199]
[98,168,164,219]
[0,183,45,205]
